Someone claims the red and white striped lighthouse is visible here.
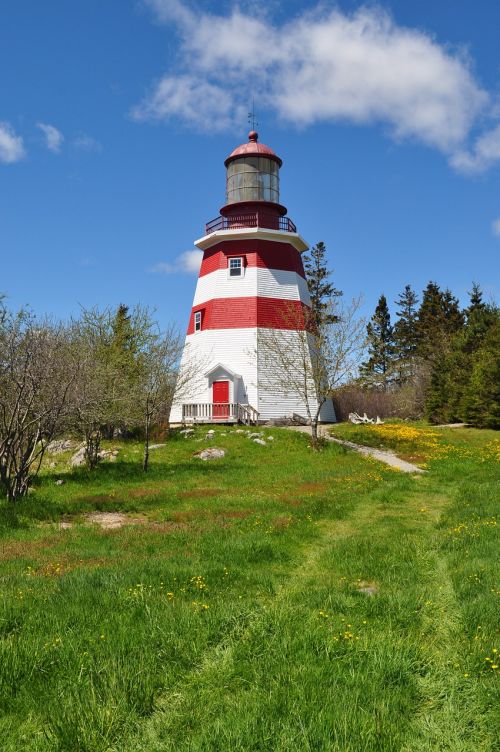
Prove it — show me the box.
[170,131,335,424]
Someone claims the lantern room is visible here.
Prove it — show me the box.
[224,131,282,206]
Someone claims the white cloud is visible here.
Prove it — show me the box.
[37,122,64,153]
[137,2,497,165]
[133,75,244,131]
[492,218,500,237]
[0,122,25,163]
[149,249,203,274]
[450,124,500,174]
[74,134,102,152]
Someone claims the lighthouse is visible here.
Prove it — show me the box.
[170,131,335,424]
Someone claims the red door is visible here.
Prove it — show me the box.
[213,381,229,419]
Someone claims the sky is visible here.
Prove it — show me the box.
[1,0,499,332]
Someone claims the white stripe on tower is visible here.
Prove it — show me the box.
[193,267,310,307]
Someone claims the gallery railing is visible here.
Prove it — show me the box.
[205,213,296,235]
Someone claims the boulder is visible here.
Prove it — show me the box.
[98,449,119,461]
[55,479,65,486]
[70,447,87,467]
[148,443,166,450]
[194,447,226,461]
[290,413,310,426]
[47,439,79,454]
[253,438,267,446]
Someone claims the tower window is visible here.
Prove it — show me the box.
[194,311,202,332]
[229,257,243,277]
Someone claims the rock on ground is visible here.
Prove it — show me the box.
[253,439,267,446]
[194,447,226,461]
[47,439,80,454]
[70,447,119,466]
[85,512,145,529]
[70,447,87,467]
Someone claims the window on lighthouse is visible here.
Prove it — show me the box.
[229,257,243,277]
[194,311,202,332]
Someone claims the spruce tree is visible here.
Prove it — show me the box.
[360,294,395,390]
[425,294,497,424]
[416,282,463,362]
[466,282,485,316]
[462,318,500,428]
[303,242,342,329]
[392,284,419,383]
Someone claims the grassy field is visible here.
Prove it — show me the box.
[0,423,498,751]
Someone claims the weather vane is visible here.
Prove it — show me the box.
[248,99,258,131]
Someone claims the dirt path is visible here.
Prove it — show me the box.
[287,425,425,474]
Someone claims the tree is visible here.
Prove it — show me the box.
[133,325,193,472]
[416,282,464,363]
[259,296,365,446]
[462,318,500,428]
[392,284,419,384]
[70,305,157,469]
[426,302,498,424]
[466,282,486,317]
[303,242,342,329]
[360,294,395,390]
[0,306,77,501]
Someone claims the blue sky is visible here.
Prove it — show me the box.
[1,0,499,331]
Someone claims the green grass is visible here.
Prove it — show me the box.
[0,424,498,751]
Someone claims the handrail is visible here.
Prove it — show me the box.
[205,213,296,235]
[182,403,259,425]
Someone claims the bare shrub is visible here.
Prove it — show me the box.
[0,306,77,501]
[332,375,428,423]
[259,296,365,445]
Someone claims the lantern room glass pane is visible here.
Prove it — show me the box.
[226,156,280,205]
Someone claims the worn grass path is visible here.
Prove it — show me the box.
[287,425,425,473]
[119,436,498,751]
[0,425,498,751]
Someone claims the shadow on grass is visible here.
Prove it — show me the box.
[0,496,65,532]
[0,456,245,530]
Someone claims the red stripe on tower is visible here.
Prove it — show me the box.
[199,240,306,278]
[187,298,310,334]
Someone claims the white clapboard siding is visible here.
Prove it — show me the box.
[169,328,259,423]
[193,267,310,307]
[170,325,336,423]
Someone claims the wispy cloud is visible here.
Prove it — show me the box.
[450,124,500,174]
[0,122,26,163]
[149,250,203,275]
[136,1,500,172]
[492,218,500,237]
[37,122,64,153]
[74,134,102,152]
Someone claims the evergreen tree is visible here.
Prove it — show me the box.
[466,282,485,316]
[462,318,500,428]
[416,282,464,363]
[110,304,140,375]
[425,301,498,424]
[303,242,342,329]
[392,284,419,383]
[442,288,464,331]
[360,294,395,390]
